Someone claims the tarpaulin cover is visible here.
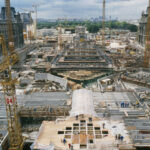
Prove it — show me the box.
[70,89,96,117]
[30,124,54,150]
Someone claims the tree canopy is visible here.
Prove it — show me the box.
[37,20,138,33]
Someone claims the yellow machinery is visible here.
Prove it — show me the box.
[80,38,85,42]
[0,0,23,150]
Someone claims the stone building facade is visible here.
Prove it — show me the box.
[138,6,150,47]
[0,7,24,50]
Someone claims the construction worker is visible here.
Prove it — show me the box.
[103,112,105,117]
[115,134,118,140]
[68,143,71,149]
[63,138,66,145]
[102,123,105,129]
[71,145,73,150]
[118,134,121,140]
[120,136,124,141]
[76,115,78,120]
[89,117,92,122]
[121,102,124,108]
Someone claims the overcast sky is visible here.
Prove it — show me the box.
[0,0,149,20]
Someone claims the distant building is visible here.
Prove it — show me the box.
[138,6,150,47]
[0,7,24,50]
[37,28,58,37]
[75,26,87,41]
[20,13,33,30]
[20,13,35,40]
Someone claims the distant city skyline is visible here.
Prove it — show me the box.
[0,0,149,20]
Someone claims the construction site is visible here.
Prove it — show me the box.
[0,0,150,150]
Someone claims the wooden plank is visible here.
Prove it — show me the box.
[87,134,94,139]
[126,126,136,130]
[119,144,136,150]
[72,134,79,144]
[80,134,87,144]
[124,110,128,117]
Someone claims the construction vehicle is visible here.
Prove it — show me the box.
[0,0,23,149]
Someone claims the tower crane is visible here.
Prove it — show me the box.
[144,0,150,68]
[58,18,63,53]
[101,0,150,67]
[102,0,105,48]
[0,35,23,150]
[32,4,39,40]
[101,0,134,48]
[32,3,45,40]
[0,0,23,150]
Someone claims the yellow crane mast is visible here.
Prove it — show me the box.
[58,18,63,52]
[32,4,38,40]
[5,0,19,64]
[144,0,150,68]
[0,36,23,150]
[0,0,23,150]
[102,0,106,48]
